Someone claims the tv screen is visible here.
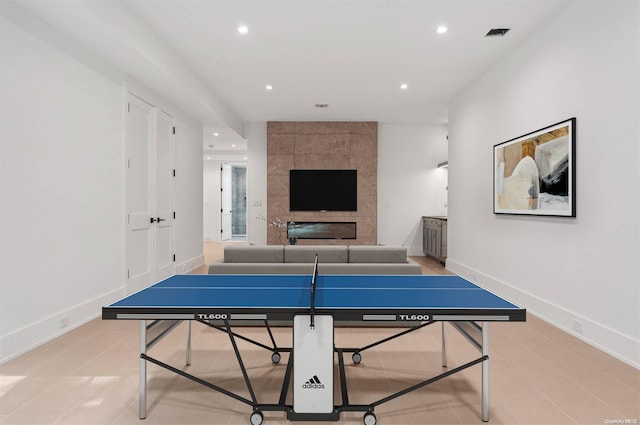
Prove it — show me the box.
[289,169,357,211]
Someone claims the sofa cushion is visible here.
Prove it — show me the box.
[348,246,408,263]
[284,245,348,263]
[224,245,284,263]
[209,262,313,274]
[321,262,422,275]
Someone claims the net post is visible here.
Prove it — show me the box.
[309,254,318,329]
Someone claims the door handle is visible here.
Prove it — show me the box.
[150,217,157,223]
[157,217,166,222]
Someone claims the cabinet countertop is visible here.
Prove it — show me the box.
[423,216,447,221]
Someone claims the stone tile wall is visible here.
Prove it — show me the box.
[267,122,377,245]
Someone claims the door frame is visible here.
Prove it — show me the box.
[125,91,175,293]
[219,162,247,241]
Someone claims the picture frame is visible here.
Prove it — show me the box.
[494,118,576,217]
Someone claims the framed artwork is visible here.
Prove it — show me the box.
[494,118,576,217]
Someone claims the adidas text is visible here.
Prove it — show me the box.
[302,375,324,389]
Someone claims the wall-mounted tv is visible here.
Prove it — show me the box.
[289,169,357,211]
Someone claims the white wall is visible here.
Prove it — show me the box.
[245,123,268,245]
[239,122,448,249]
[0,15,205,362]
[203,159,222,241]
[378,124,448,254]
[174,122,205,272]
[448,1,639,367]
[1,17,124,361]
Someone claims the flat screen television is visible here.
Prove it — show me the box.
[289,169,357,211]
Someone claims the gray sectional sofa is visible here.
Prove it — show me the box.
[208,245,422,275]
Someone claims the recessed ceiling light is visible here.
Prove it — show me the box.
[206,156,211,160]
[400,83,408,90]
[243,156,248,160]
[436,25,448,34]
[213,132,219,137]
[231,144,236,148]
[265,84,273,90]
[237,24,249,34]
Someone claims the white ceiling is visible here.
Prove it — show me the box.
[5,0,570,155]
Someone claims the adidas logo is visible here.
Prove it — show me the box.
[302,375,325,389]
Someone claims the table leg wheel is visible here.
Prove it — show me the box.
[250,410,264,425]
[271,352,281,364]
[363,411,377,425]
[352,352,362,364]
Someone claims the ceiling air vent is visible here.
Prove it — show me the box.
[486,28,510,37]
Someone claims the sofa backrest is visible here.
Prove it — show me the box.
[221,245,410,264]
[348,246,408,263]
[224,245,284,263]
[284,245,348,263]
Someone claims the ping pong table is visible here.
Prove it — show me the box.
[102,272,525,425]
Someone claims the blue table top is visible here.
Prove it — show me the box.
[103,274,525,322]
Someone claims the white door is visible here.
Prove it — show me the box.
[126,95,154,292]
[220,164,232,241]
[154,110,175,281]
[126,94,175,292]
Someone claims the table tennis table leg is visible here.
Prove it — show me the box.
[441,322,447,368]
[139,320,147,420]
[186,320,192,366]
[482,322,489,422]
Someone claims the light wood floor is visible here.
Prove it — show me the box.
[1,242,638,425]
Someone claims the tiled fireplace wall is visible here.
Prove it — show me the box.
[267,121,377,245]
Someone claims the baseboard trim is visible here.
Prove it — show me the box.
[446,258,640,369]
[0,288,124,365]
[177,254,205,274]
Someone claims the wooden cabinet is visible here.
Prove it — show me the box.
[422,217,447,264]
[423,218,440,258]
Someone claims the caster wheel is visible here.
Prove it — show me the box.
[363,411,377,425]
[250,410,264,425]
[271,352,281,364]
[352,352,362,364]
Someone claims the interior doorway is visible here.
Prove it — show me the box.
[125,93,175,293]
[220,163,247,241]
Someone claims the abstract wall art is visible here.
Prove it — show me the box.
[494,118,576,217]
